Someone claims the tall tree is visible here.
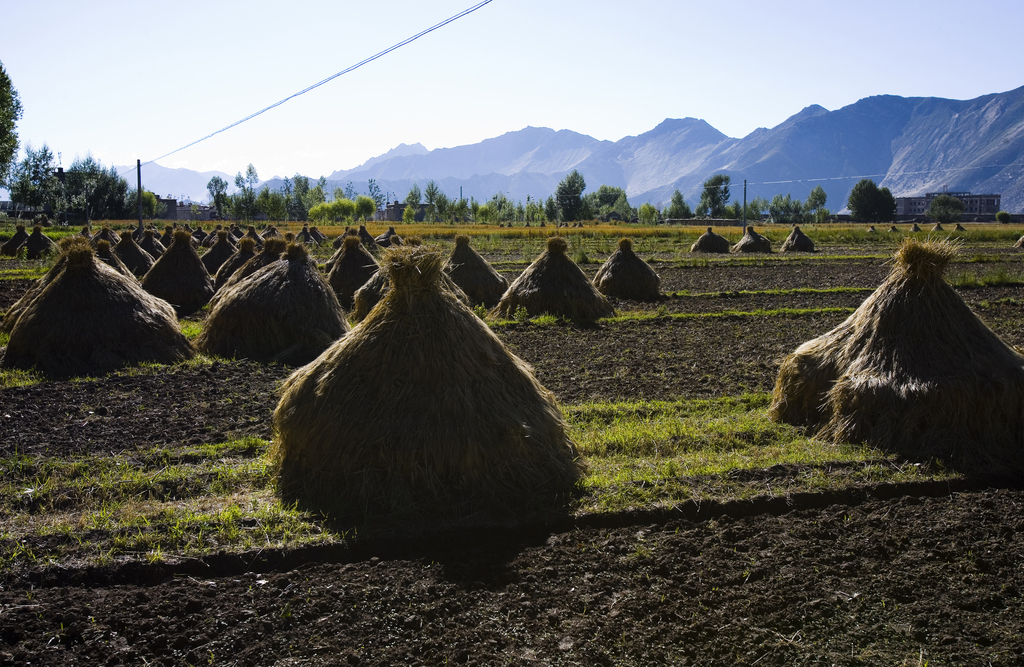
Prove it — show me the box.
[847,179,896,222]
[663,189,693,219]
[404,183,422,207]
[367,178,385,211]
[64,155,131,221]
[232,164,259,221]
[927,194,965,223]
[353,195,375,221]
[556,169,587,222]
[289,175,310,221]
[423,180,441,222]
[544,195,559,222]
[9,144,59,212]
[207,176,229,217]
[0,60,22,186]
[695,174,731,218]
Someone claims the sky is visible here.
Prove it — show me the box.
[3,0,1024,184]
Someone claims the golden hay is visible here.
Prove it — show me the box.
[25,225,56,260]
[211,238,287,303]
[690,227,731,253]
[1,239,193,377]
[196,243,348,364]
[213,237,258,290]
[494,237,614,321]
[271,245,584,518]
[931,222,944,232]
[2,237,84,333]
[200,231,236,276]
[770,239,1024,474]
[140,230,214,316]
[327,236,379,309]
[955,223,966,232]
[139,229,166,258]
[780,225,815,252]
[114,231,155,278]
[888,225,899,233]
[444,235,508,307]
[732,226,772,253]
[592,238,661,301]
[351,261,471,322]
[910,223,922,232]
[94,240,135,280]
[1,224,27,256]
[89,226,121,248]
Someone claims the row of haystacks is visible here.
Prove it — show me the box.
[1,225,57,259]
[690,225,815,254]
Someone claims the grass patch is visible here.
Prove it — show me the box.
[946,264,1024,288]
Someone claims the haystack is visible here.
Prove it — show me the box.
[309,226,326,243]
[261,225,281,240]
[213,237,258,290]
[213,238,286,298]
[79,226,93,240]
[160,225,175,247]
[196,243,348,364]
[375,226,400,248]
[351,264,470,322]
[690,227,730,253]
[732,226,772,253]
[229,225,244,240]
[2,237,80,333]
[200,231,236,276]
[295,225,317,245]
[271,245,584,518]
[954,223,966,232]
[192,226,208,245]
[140,230,214,316]
[90,226,120,248]
[494,237,614,321]
[769,239,1024,474]
[358,225,378,250]
[866,226,877,233]
[201,225,225,247]
[95,240,135,279]
[888,225,899,233]
[327,236,379,309]
[114,232,155,278]
[243,226,264,248]
[444,235,509,307]
[910,223,922,232]
[592,238,661,301]
[1,237,193,377]
[1,225,28,256]
[931,222,944,232]
[139,229,166,258]
[780,225,815,252]
[25,226,56,260]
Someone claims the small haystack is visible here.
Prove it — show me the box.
[780,225,815,252]
[494,237,614,321]
[327,236,379,309]
[213,238,287,298]
[196,243,348,364]
[201,225,225,247]
[229,225,244,240]
[910,223,922,232]
[214,237,258,290]
[201,231,236,276]
[139,229,166,259]
[90,226,121,248]
[192,226,208,245]
[140,230,214,316]
[114,232,156,278]
[25,226,56,260]
[79,226,93,240]
[295,225,318,245]
[243,225,264,248]
[592,238,661,301]
[732,226,772,253]
[955,223,966,232]
[1,224,28,256]
[1,238,193,377]
[95,240,135,279]
[690,227,730,253]
[931,222,944,232]
[261,225,281,240]
[358,225,378,250]
[271,245,584,518]
[444,235,508,307]
[866,226,877,233]
[309,226,326,244]
[770,239,1024,474]
[160,225,175,247]
[888,225,899,233]
[375,226,400,248]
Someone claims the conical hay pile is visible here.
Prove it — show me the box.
[114,232,155,278]
[910,223,922,232]
[296,225,316,245]
[79,226,93,240]
[955,223,966,232]
[867,226,877,233]
[261,225,281,239]
[931,223,944,231]
[213,238,286,303]
[160,225,175,247]
[690,227,730,253]
[494,237,614,320]
[1,224,28,256]
[2,236,81,333]
[780,225,815,252]
[327,236,379,309]
[25,226,56,260]
[196,243,348,364]
[592,238,661,301]
[769,239,1024,474]
[243,226,264,248]
[140,230,214,316]
[309,226,326,243]
[2,239,193,377]
[352,263,470,322]
[140,229,166,258]
[201,231,235,276]
[732,226,772,253]
[358,225,378,250]
[444,235,508,307]
[213,237,258,290]
[888,225,899,233]
[89,226,121,248]
[192,227,208,244]
[95,240,135,280]
[201,225,226,247]
[272,245,584,517]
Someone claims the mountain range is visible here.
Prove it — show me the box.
[120,85,1024,213]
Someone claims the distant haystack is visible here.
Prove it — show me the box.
[114,232,156,278]
[444,235,508,307]
[375,226,401,248]
[732,226,772,253]
[494,237,614,321]
[139,229,166,259]
[358,225,378,250]
[271,245,584,518]
[197,243,348,364]
[690,227,730,253]
[243,226,264,248]
[141,230,214,316]
[261,225,281,240]
[90,226,121,248]
[215,237,286,297]
[866,226,877,233]
[910,223,922,232]
[592,238,661,301]
[79,226,93,240]
[888,225,899,232]
[295,225,318,245]
[954,223,966,231]
[192,226,208,245]
[25,226,56,260]
[201,225,226,247]
[780,225,815,252]
[214,237,258,290]
[931,222,944,232]
[95,240,135,279]
[770,239,1024,474]
[201,231,236,276]
[309,226,327,244]
[327,236,379,309]
[160,225,175,247]
[1,238,193,377]
[1,224,28,256]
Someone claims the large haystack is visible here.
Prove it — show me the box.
[25,226,56,260]
[213,237,258,290]
[200,231,236,276]
[494,237,614,321]
[2,237,80,333]
[444,235,508,307]
[327,236,379,309]
[1,238,193,377]
[271,245,584,518]
[1,224,28,256]
[770,239,1024,474]
[351,264,470,322]
[139,229,166,258]
[780,225,815,252]
[114,232,156,277]
[592,238,661,301]
[690,227,730,253]
[95,240,135,279]
[732,226,772,253]
[196,243,348,364]
[214,238,286,298]
[140,230,214,316]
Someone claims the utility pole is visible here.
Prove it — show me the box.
[137,160,143,226]
[742,179,747,226]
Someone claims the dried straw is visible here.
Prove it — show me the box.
[690,227,731,253]
[140,230,214,316]
[780,225,815,252]
[444,235,508,307]
[732,226,772,253]
[592,238,661,301]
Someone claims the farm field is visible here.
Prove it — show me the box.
[1,221,1024,665]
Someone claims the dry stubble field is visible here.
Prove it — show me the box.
[1,222,1023,666]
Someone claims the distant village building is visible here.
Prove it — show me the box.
[383,200,426,222]
[157,195,216,221]
[896,191,1001,217]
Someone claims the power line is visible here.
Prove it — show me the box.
[121,0,495,178]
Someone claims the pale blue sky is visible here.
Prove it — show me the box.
[4,0,1023,181]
